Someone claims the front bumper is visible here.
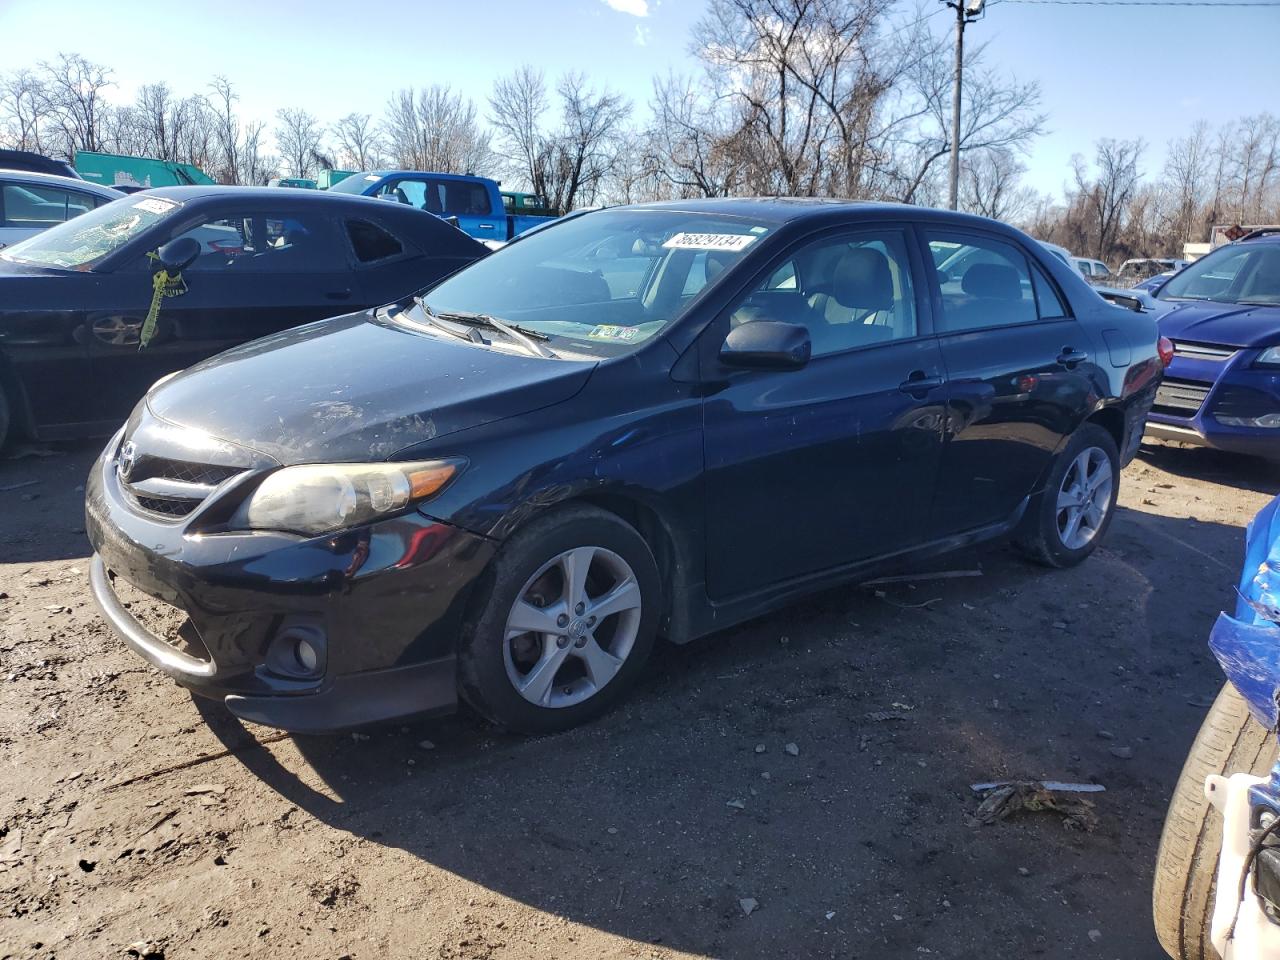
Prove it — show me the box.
[1145,352,1280,458]
[86,438,497,733]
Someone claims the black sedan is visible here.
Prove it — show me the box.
[0,187,487,447]
[86,199,1161,735]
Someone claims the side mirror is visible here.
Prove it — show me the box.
[720,320,811,370]
[1097,290,1144,313]
[156,236,200,273]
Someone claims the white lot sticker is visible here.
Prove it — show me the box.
[588,325,641,342]
[662,232,757,252]
[133,197,178,215]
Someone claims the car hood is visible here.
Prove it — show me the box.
[146,311,596,464]
[1153,299,1280,348]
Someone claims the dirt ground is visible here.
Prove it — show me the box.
[1,438,1277,960]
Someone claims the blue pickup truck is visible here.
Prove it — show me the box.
[329,171,554,243]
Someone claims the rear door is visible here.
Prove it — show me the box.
[921,229,1097,534]
[701,225,948,599]
[86,206,354,417]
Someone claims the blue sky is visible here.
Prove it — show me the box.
[3,0,1277,199]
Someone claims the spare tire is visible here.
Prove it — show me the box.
[1153,683,1274,959]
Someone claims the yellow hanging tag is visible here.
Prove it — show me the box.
[139,269,170,350]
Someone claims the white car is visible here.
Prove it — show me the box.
[0,170,123,249]
[1073,257,1112,280]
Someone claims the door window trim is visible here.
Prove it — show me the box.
[703,221,936,373]
[915,226,1076,336]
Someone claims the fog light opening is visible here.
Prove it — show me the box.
[266,622,327,680]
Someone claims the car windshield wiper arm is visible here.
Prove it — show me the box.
[1237,300,1280,307]
[434,310,559,359]
[410,296,484,344]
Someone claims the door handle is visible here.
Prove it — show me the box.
[899,371,944,395]
[1057,347,1089,366]
[325,289,352,301]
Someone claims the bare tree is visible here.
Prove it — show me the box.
[645,72,737,198]
[1074,138,1144,260]
[333,112,380,170]
[490,66,553,200]
[1162,121,1210,245]
[274,106,324,179]
[961,148,1035,222]
[552,72,630,211]
[40,53,114,157]
[383,86,492,174]
[1,69,50,152]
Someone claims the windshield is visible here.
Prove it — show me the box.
[328,173,381,195]
[410,209,772,356]
[1158,243,1280,305]
[0,195,181,270]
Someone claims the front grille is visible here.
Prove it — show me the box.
[132,494,202,517]
[118,452,246,520]
[1212,386,1280,421]
[1153,378,1212,417]
[1172,340,1236,362]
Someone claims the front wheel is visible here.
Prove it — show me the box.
[1015,423,1120,568]
[458,504,661,734]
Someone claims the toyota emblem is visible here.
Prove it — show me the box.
[118,440,138,481]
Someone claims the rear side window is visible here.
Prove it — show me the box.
[1032,265,1069,318]
[347,219,404,263]
[926,233,1039,332]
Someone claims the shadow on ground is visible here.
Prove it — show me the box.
[195,504,1235,959]
[1138,438,1280,497]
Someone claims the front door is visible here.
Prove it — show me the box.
[86,208,354,421]
[701,226,947,600]
[921,229,1099,534]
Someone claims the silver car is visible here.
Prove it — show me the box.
[0,170,123,249]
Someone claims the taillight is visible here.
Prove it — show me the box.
[1158,336,1175,368]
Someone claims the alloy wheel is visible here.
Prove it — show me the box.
[1055,446,1114,550]
[502,545,642,708]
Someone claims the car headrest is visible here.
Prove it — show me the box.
[831,248,893,311]
[962,263,1021,301]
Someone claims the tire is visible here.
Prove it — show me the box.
[457,504,662,735]
[1015,423,1120,568]
[1153,684,1274,960]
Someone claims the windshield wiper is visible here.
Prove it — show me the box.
[434,309,559,359]
[410,296,485,345]
[1237,300,1280,307]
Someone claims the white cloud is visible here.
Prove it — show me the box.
[634,24,651,46]
[602,0,649,16]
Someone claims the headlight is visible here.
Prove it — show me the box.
[231,459,463,535]
[1257,346,1280,368]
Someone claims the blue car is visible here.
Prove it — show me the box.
[1144,230,1280,458]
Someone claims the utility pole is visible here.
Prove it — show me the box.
[944,0,985,211]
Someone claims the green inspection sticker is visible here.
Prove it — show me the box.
[588,325,641,342]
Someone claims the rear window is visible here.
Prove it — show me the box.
[347,219,404,262]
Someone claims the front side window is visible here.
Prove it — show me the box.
[730,230,918,357]
[412,209,773,356]
[927,233,1039,332]
[168,212,343,272]
[1159,244,1280,305]
[0,194,181,270]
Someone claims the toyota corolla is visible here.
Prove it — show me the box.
[86,200,1161,734]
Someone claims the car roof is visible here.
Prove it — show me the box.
[369,170,497,185]
[0,169,122,197]
[603,197,1025,233]
[138,185,426,208]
